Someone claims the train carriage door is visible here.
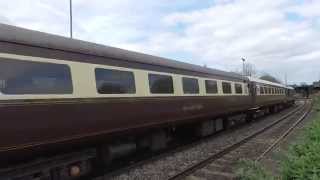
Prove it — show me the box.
[249,81,257,107]
[0,79,4,93]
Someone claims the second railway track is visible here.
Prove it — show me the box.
[93,100,310,180]
[169,99,311,180]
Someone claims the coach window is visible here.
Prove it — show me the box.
[95,68,135,94]
[182,77,199,94]
[222,82,232,94]
[205,80,218,94]
[0,58,73,94]
[148,74,174,94]
[235,83,243,94]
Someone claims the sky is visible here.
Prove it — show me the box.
[0,0,319,84]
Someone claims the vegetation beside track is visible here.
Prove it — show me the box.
[237,97,320,180]
[281,96,320,179]
[236,160,274,180]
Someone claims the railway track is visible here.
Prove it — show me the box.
[91,101,308,180]
[169,99,311,180]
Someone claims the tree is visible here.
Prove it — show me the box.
[260,74,281,83]
[231,62,257,77]
[243,63,256,77]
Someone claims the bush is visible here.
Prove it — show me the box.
[281,97,320,180]
[236,159,274,180]
[237,97,320,180]
[280,122,320,179]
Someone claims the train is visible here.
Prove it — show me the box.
[0,24,295,179]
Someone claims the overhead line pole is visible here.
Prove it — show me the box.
[69,0,73,38]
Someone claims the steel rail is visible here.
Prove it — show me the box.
[255,100,312,161]
[168,100,310,180]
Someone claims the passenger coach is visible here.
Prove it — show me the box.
[249,77,295,113]
[0,24,294,179]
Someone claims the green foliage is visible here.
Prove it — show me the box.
[237,97,320,180]
[236,159,274,180]
[281,98,320,180]
[314,96,320,110]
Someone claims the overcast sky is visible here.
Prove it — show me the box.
[0,0,319,84]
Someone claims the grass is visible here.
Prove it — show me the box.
[280,96,320,180]
[237,96,320,180]
[236,160,274,180]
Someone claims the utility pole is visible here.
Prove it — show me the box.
[69,0,73,38]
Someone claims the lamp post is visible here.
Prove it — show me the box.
[69,0,73,38]
[241,58,246,77]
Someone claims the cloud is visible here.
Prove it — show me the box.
[123,0,320,84]
[0,15,10,24]
[288,0,320,18]
[0,0,70,36]
[0,0,319,84]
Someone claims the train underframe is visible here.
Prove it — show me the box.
[1,100,295,180]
